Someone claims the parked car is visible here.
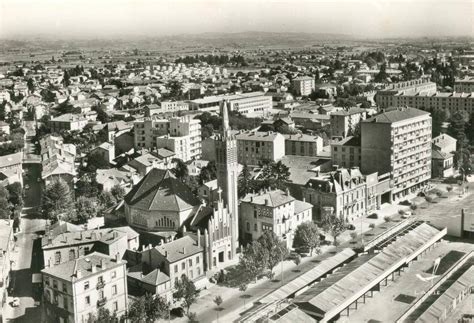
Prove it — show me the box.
[346,224,356,230]
[402,211,412,219]
[10,298,20,307]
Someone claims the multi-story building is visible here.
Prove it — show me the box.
[431,134,456,178]
[454,76,474,92]
[236,131,285,165]
[303,167,367,222]
[189,92,271,116]
[375,78,474,120]
[361,107,432,201]
[330,108,367,139]
[0,152,23,186]
[49,113,89,133]
[167,116,201,160]
[331,136,361,169]
[134,116,201,161]
[284,134,323,157]
[141,236,204,286]
[133,117,170,149]
[41,252,128,323]
[42,227,139,268]
[240,188,312,248]
[292,76,315,96]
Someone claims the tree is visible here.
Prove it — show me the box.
[172,158,188,181]
[293,221,321,256]
[257,230,289,274]
[322,214,346,246]
[260,161,291,189]
[374,63,388,83]
[198,161,217,185]
[431,110,447,138]
[27,78,35,93]
[238,164,254,197]
[111,184,126,202]
[239,241,268,283]
[167,80,184,99]
[143,293,169,322]
[87,307,118,323]
[0,186,11,219]
[75,196,101,223]
[7,182,23,207]
[174,275,200,315]
[42,179,74,222]
[126,296,147,323]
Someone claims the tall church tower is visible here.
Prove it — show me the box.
[215,101,239,257]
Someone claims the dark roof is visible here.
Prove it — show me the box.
[124,168,200,212]
[364,107,429,124]
[154,235,203,263]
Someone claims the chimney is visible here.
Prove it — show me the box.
[115,252,120,262]
[265,199,269,206]
[100,259,106,269]
[164,251,168,258]
[76,270,81,279]
[113,231,118,239]
[285,188,290,196]
[91,264,97,273]
[182,247,186,254]
[148,243,152,250]
[302,197,306,202]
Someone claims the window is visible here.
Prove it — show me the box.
[254,210,257,218]
[63,298,68,310]
[113,301,118,312]
[62,283,67,293]
[98,276,104,284]
[196,256,200,264]
[84,281,89,290]
[246,222,250,232]
[254,223,258,231]
[190,270,193,279]
[68,249,75,261]
[84,247,90,255]
[85,296,90,305]
[112,285,117,295]
[111,271,116,279]
[174,265,178,273]
[55,251,61,265]
[99,290,104,299]
[182,262,185,270]
[189,259,193,267]
[53,280,58,289]
[197,267,201,276]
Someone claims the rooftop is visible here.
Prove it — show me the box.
[236,131,284,142]
[41,252,123,282]
[125,168,201,212]
[363,107,429,124]
[241,189,295,207]
[153,235,203,263]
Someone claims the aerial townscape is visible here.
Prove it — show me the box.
[0,1,473,323]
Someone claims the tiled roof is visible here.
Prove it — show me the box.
[241,189,295,207]
[0,152,22,168]
[41,252,123,282]
[127,263,170,286]
[364,107,429,124]
[154,235,203,263]
[124,168,200,212]
[236,131,284,142]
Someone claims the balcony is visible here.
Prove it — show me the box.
[97,297,107,307]
[96,281,105,289]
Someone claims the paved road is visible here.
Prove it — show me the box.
[5,163,45,323]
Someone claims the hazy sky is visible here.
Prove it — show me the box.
[0,0,472,39]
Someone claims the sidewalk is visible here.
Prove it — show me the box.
[171,200,409,323]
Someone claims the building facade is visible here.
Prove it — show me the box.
[330,136,361,169]
[284,134,323,157]
[361,107,432,201]
[330,108,367,139]
[240,189,313,248]
[42,252,128,323]
[454,76,474,92]
[292,76,315,96]
[236,131,285,166]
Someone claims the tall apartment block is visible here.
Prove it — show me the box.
[361,107,432,201]
[134,116,201,161]
[292,76,315,96]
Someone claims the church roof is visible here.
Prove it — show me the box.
[124,168,201,212]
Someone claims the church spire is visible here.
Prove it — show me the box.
[221,100,230,136]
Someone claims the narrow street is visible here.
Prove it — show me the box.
[5,159,45,322]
